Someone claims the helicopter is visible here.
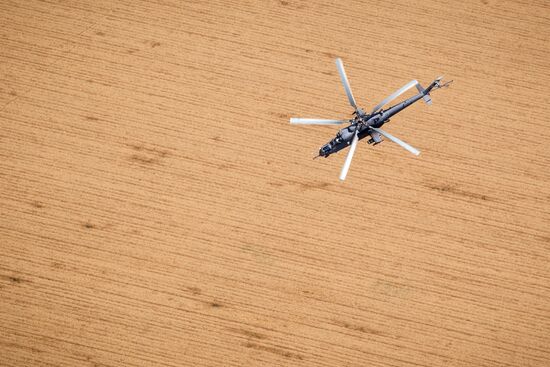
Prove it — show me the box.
[290,58,452,180]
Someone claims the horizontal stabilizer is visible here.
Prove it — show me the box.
[416,83,432,105]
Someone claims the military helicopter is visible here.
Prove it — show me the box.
[290,58,452,180]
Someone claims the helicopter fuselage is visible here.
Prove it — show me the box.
[319,89,427,157]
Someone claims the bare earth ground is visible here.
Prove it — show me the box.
[1,0,549,366]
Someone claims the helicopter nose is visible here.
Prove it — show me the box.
[320,144,331,156]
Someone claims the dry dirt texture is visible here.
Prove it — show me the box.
[1,0,549,366]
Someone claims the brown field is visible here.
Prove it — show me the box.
[1,0,549,366]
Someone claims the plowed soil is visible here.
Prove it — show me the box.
[1,1,549,366]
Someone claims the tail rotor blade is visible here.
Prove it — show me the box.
[290,118,348,125]
[339,130,359,181]
[371,127,420,156]
[335,58,358,110]
[369,80,418,114]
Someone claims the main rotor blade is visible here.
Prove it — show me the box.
[335,58,358,110]
[290,118,348,125]
[369,79,418,114]
[339,130,359,181]
[371,127,420,156]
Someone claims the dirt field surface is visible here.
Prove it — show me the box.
[1,0,549,366]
